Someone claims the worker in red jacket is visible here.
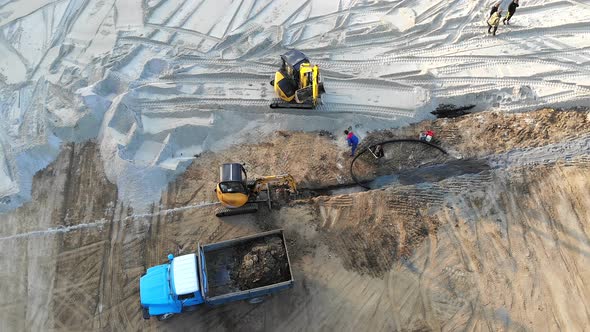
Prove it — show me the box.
[420,130,435,142]
[344,130,359,157]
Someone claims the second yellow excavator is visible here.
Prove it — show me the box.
[270,49,325,109]
[214,163,298,217]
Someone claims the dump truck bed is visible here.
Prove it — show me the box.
[198,229,294,306]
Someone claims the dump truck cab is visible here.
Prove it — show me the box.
[215,163,249,208]
[140,254,204,320]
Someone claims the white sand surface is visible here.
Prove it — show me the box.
[1,0,589,211]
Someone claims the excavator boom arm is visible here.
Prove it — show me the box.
[252,174,298,193]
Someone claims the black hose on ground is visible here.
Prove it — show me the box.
[349,139,448,190]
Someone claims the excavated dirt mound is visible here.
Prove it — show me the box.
[362,108,590,157]
[234,236,290,290]
[313,188,441,277]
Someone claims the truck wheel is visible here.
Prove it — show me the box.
[157,313,174,321]
[247,296,266,304]
[141,307,150,320]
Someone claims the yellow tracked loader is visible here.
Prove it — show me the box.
[270,49,325,109]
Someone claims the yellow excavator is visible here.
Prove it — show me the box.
[214,163,298,217]
[270,49,325,109]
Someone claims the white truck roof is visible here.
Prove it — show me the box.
[172,254,199,295]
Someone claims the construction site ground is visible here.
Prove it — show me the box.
[1,108,590,331]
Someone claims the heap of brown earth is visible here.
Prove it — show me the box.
[234,236,290,290]
[363,108,590,156]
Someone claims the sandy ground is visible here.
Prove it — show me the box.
[1,108,590,331]
[2,0,590,330]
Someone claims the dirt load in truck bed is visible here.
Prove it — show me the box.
[205,235,290,297]
[235,236,290,290]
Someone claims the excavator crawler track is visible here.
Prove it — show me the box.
[215,204,259,217]
[270,102,315,109]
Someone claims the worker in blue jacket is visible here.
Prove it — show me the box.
[344,130,359,157]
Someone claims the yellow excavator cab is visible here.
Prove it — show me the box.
[215,163,249,208]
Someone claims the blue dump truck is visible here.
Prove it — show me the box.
[140,229,294,320]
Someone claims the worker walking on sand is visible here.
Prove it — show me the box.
[503,0,520,25]
[487,9,502,36]
[344,130,359,157]
[489,2,501,17]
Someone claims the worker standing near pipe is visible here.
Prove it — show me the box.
[344,130,359,157]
